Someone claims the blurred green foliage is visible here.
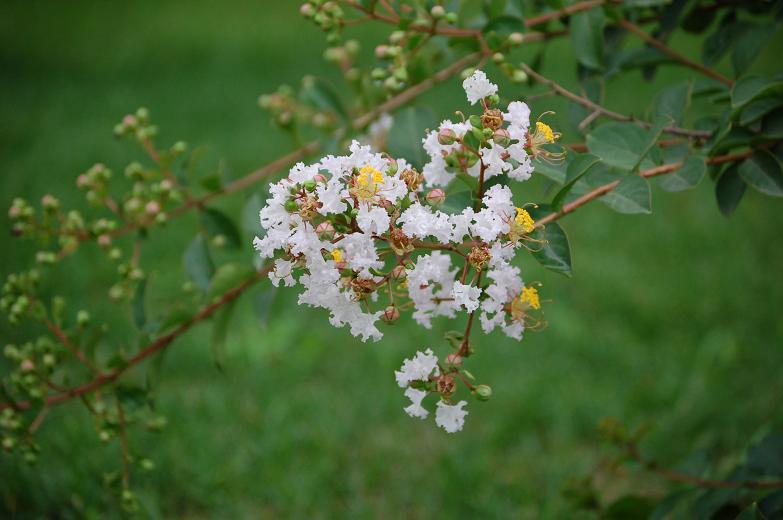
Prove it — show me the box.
[1,0,782,517]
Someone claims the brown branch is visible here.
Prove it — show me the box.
[43,317,101,375]
[524,0,607,28]
[535,149,756,228]
[519,63,712,139]
[1,266,271,412]
[617,19,733,87]
[626,443,783,490]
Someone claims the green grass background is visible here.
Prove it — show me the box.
[1,0,782,517]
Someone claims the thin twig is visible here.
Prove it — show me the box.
[43,318,101,375]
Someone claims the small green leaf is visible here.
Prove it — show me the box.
[600,175,652,214]
[200,207,241,248]
[200,174,223,193]
[762,107,783,139]
[241,192,265,235]
[533,157,567,184]
[208,263,255,301]
[731,75,783,109]
[441,190,474,215]
[132,279,147,330]
[586,123,649,171]
[482,15,523,42]
[530,222,572,277]
[551,153,600,210]
[732,24,775,76]
[300,76,348,121]
[388,106,436,169]
[702,16,748,66]
[570,7,605,70]
[658,156,707,192]
[739,150,783,196]
[739,97,783,126]
[654,81,691,125]
[715,163,746,216]
[183,234,215,292]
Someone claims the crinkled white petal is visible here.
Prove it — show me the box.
[435,400,469,433]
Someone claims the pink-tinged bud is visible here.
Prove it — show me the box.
[313,173,327,184]
[445,353,463,366]
[493,128,511,147]
[159,179,174,191]
[299,3,315,17]
[20,359,35,372]
[41,194,59,211]
[438,127,457,145]
[381,304,400,323]
[145,201,161,216]
[8,206,20,219]
[315,221,335,240]
[385,156,398,175]
[77,174,89,188]
[97,234,112,247]
[425,188,446,206]
[390,264,407,280]
[375,44,389,59]
[122,114,137,127]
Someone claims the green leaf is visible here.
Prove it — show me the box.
[658,156,707,192]
[746,432,783,476]
[253,289,277,328]
[634,115,671,171]
[570,7,605,70]
[738,150,783,196]
[482,15,523,41]
[739,97,783,126]
[715,163,746,216]
[731,75,783,109]
[586,123,649,171]
[550,153,600,210]
[736,503,763,520]
[732,24,775,76]
[702,17,748,66]
[132,279,147,330]
[529,219,572,277]
[200,207,241,248]
[207,263,255,301]
[441,190,474,215]
[654,81,691,125]
[600,175,652,214]
[762,107,783,139]
[200,174,223,193]
[241,192,264,236]
[532,157,567,184]
[183,234,215,292]
[211,300,236,371]
[300,76,348,121]
[603,495,656,520]
[388,106,435,169]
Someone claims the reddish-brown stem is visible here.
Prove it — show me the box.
[524,0,608,27]
[43,317,101,376]
[534,149,756,228]
[626,443,783,490]
[1,266,270,412]
[617,19,733,87]
[519,63,712,139]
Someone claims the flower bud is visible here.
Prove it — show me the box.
[76,310,90,328]
[474,384,492,401]
[389,30,405,44]
[430,5,445,19]
[438,127,457,145]
[445,12,458,24]
[492,52,505,64]
[313,173,327,184]
[512,69,528,84]
[20,359,35,372]
[493,128,511,148]
[284,199,299,212]
[41,194,59,211]
[381,304,400,323]
[390,264,407,280]
[315,221,335,240]
[303,179,317,192]
[375,44,389,59]
[509,32,524,45]
[145,200,161,216]
[425,188,446,206]
[445,353,463,366]
[300,3,315,17]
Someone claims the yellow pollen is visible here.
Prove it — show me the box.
[514,207,536,234]
[331,249,343,263]
[519,286,541,310]
[536,121,556,144]
[357,165,384,188]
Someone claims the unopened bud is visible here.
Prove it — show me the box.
[145,200,161,216]
[445,353,463,366]
[284,199,299,212]
[512,69,528,84]
[493,128,511,148]
[430,5,445,19]
[438,127,457,145]
[382,305,400,323]
[313,173,327,184]
[474,384,492,401]
[300,3,315,17]
[303,179,317,192]
[20,359,35,372]
[425,188,446,206]
[375,44,389,59]
[315,221,335,240]
[76,310,90,327]
[509,32,524,45]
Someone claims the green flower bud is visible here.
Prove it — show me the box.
[474,384,492,401]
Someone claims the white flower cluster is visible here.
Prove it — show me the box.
[253,70,551,432]
[395,349,468,433]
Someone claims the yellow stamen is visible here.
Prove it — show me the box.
[514,208,536,234]
[519,286,541,310]
[357,165,384,188]
[331,249,343,263]
[536,121,556,144]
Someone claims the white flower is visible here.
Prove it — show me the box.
[403,387,429,419]
[452,281,481,312]
[356,205,391,235]
[462,70,498,105]
[269,258,295,287]
[482,184,514,217]
[395,348,440,388]
[435,400,469,433]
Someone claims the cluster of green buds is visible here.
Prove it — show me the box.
[113,107,157,142]
[299,1,345,43]
[1,408,40,463]
[3,337,56,401]
[1,270,42,325]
